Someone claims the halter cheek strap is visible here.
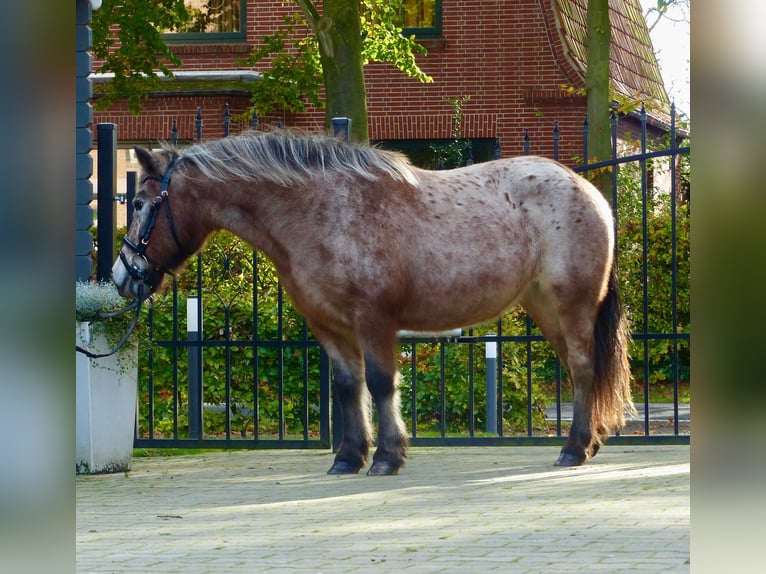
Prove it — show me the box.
[121,156,191,287]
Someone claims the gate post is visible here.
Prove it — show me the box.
[187,296,203,439]
[96,123,117,282]
[485,334,498,434]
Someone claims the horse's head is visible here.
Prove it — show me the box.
[112,147,193,300]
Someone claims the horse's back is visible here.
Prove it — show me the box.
[386,156,613,330]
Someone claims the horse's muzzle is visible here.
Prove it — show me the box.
[112,253,153,300]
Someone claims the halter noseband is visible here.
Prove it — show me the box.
[120,156,189,292]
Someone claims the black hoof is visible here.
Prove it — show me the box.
[327,460,362,475]
[366,460,400,476]
[554,450,586,467]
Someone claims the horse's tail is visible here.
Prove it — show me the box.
[592,260,636,440]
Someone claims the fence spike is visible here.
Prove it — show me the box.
[523,128,530,155]
[196,107,203,143]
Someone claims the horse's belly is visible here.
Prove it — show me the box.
[399,268,528,331]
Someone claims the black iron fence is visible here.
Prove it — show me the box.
[116,105,689,451]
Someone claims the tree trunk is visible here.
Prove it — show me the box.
[585,0,612,200]
[312,0,369,142]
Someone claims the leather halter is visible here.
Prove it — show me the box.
[120,156,189,291]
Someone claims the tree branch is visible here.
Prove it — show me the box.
[294,0,321,33]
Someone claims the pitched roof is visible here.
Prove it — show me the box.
[551,0,671,125]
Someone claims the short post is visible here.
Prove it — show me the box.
[187,296,203,439]
[96,123,117,282]
[331,117,351,141]
[485,334,497,434]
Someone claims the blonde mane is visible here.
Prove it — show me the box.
[172,130,419,187]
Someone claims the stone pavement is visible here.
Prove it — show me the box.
[76,445,689,573]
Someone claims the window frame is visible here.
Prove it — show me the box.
[162,0,247,45]
[401,0,443,39]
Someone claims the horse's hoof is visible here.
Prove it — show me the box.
[366,460,400,476]
[327,460,362,474]
[554,450,586,467]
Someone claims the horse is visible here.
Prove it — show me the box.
[112,130,634,475]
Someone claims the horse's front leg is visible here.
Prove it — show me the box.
[327,358,373,474]
[364,357,408,475]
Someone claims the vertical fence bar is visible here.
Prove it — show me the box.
[439,342,447,437]
[126,171,136,229]
[146,302,156,439]
[670,103,680,434]
[640,104,651,435]
[467,331,475,437]
[302,320,310,441]
[582,116,589,167]
[553,120,560,161]
[172,280,180,440]
[277,284,285,440]
[96,123,117,282]
[251,107,259,131]
[525,316,533,436]
[410,343,418,438]
[610,110,619,210]
[224,304,232,440]
[319,347,332,449]
[223,102,230,137]
[196,107,203,143]
[171,119,178,146]
[252,251,260,441]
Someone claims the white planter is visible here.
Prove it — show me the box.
[76,321,138,474]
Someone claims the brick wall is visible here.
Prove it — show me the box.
[93,0,601,166]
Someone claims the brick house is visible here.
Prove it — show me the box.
[91,0,672,186]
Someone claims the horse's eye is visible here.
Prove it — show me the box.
[133,199,144,211]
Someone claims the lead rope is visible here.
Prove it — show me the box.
[75,299,143,359]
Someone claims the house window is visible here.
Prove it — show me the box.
[163,0,246,43]
[402,0,442,38]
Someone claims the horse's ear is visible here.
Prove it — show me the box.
[134,146,155,173]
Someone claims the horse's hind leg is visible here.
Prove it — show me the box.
[523,291,601,467]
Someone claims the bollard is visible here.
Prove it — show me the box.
[187,296,203,439]
[485,333,497,434]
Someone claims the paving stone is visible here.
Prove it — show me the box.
[77,445,689,573]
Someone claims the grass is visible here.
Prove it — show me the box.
[541,379,690,404]
[133,448,231,458]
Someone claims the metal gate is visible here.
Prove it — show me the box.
[128,107,689,450]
